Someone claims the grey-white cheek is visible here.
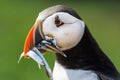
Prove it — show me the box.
[54,32,73,50]
[51,27,83,50]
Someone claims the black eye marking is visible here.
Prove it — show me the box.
[55,16,60,24]
[55,16,64,27]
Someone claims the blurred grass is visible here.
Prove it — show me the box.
[0,0,120,80]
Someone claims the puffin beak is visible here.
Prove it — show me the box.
[18,20,44,62]
[23,23,36,58]
[19,18,67,63]
[19,18,66,60]
[22,20,43,58]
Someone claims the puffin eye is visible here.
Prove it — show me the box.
[55,16,64,27]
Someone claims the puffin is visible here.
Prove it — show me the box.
[19,5,120,80]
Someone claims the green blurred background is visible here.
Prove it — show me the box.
[0,0,120,80]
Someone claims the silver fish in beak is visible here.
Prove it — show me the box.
[18,47,53,80]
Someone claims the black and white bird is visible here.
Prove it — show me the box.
[20,5,120,80]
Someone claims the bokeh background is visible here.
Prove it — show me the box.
[0,0,120,80]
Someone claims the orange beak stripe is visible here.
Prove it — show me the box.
[23,24,37,58]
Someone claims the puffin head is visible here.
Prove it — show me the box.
[21,5,85,59]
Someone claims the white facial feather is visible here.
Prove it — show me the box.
[42,12,85,50]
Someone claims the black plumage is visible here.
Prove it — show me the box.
[56,26,120,80]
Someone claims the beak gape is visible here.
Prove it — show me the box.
[36,36,67,57]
